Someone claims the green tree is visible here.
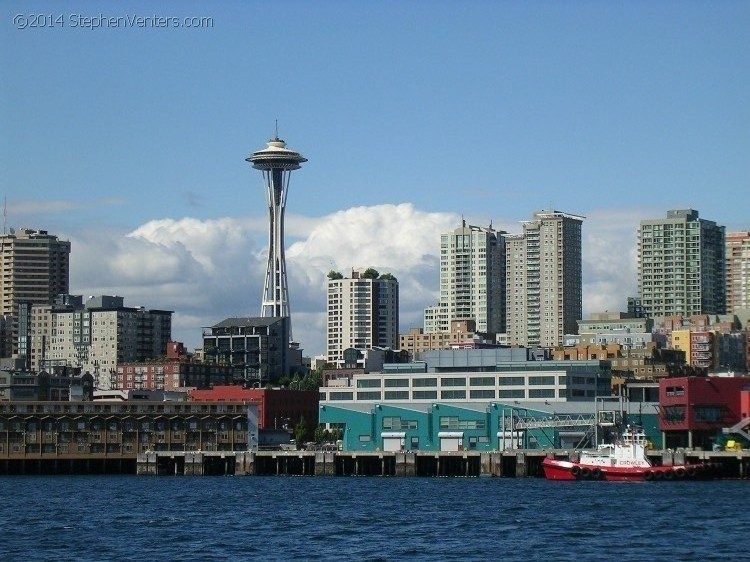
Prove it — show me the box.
[361,267,379,279]
[327,270,343,280]
[299,370,323,391]
[379,272,397,281]
[294,416,309,449]
[314,425,326,444]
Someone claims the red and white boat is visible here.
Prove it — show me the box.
[542,426,709,482]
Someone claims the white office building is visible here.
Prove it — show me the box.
[506,210,584,348]
[424,222,505,334]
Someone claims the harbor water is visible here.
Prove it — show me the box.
[0,476,745,561]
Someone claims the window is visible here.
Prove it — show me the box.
[413,390,437,400]
[441,390,466,399]
[665,386,685,397]
[357,379,381,388]
[529,388,555,398]
[694,407,723,423]
[359,435,371,442]
[384,379,409,388]
[662,406,685,423]
[441,377,466,387]
[529,376,555,386]
[470,377,495,386]
[329,392,353,401]
[356,391,381,401]
[498,376,525,386]
[383,417,418,430]
[384,390,409,400]
[499,389,525,399]
[413,378,437,387]
[470,389,495,399]
[439,417,485,430]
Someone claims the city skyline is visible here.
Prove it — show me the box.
[3,2,749,357]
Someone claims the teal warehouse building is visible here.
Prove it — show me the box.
[318,349,662,452]
[319,400,661,453]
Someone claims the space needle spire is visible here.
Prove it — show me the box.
[246,130,307,334]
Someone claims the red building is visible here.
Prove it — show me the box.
[115,362,234,391]
[659,376,750,449]
[115,342,234,391]
[189,386,318,430]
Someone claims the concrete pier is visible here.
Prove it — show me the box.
[126,448,738,478]
[2,448,747,478]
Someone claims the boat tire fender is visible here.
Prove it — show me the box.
[686,466,697,478]
[570,465,581,477]
[579,467,591,479]
[644,470,653,481]
[674,467,686,479]
[590,467,602,480]
[663,470,674,480]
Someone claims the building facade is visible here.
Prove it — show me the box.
[659,376,750,449]
[553,343,685,380]
[638,209,725,318]
[190,386,319,432]
[319,357,611,405]
[326,270,399,364]
[37,296,172,388]
[0,366,93,401]
[0,400,252,458]
[202,316,294,384]
[726,231,750,313]
[424,222,505,335]
[506,210,584,348]
[115,362,234,391]
[0,229,71,357]
[400,320,497,359]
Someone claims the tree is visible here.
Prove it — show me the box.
[361,267,379,279]
[327,270,343,280]
[294,416,309,449]
[299,370,323,391]
[314,425,326,444]
[379,272,397,281]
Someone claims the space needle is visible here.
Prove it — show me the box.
[246,130,307,336]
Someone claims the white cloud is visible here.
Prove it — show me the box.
[582,208,641,315]
[8,198,125,216]
[67,204,641,358]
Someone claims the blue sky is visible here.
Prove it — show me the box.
[2,1,749,356]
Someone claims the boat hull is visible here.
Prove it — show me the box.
[541,458,711,482]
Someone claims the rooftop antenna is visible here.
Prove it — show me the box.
[3,197,6,235]
[274,119,279,140]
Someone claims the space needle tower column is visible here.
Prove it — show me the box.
[246,134,307,335]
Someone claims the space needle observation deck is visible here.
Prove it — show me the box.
[246,135,307,331]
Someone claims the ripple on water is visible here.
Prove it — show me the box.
[0,476,746,561]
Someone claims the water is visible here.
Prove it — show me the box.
[0,476,745,561]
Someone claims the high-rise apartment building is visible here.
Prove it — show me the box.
[327,269,399,364]
[423,222,505,334]
[638,209,725,318]
[726,231,750,313]
[37,295,172,389]
[0,228,70,356]
[506,210,584,348]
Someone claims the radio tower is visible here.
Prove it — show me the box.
[246,128,306,334]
